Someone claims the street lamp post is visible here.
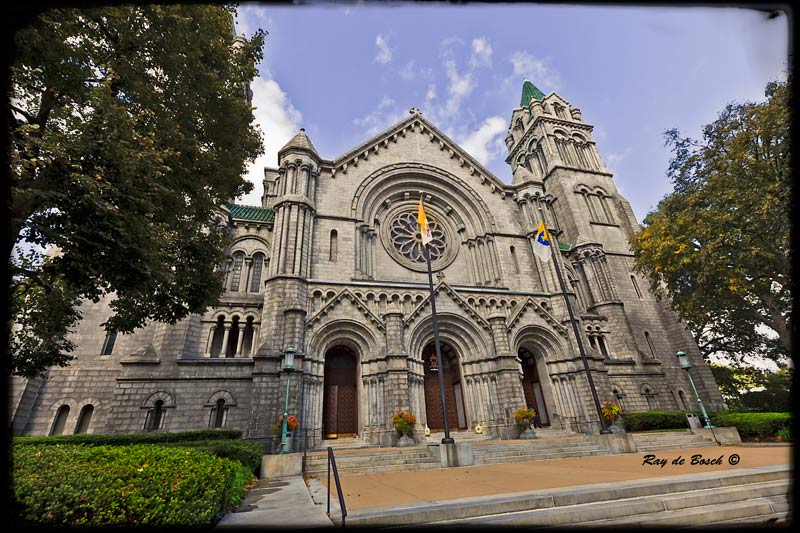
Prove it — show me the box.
[676,351,714,429]
[280,346,296,454]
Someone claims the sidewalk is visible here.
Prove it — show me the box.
[219,444,791,528]
[314,445,791,511]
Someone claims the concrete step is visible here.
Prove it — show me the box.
[337,465,791,528]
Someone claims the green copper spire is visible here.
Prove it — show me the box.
[520,79,546,107]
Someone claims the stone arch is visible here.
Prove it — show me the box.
[406,312,492,366]
[206,389,237,407]
[308,319,381,364]
[512,324,568,363]
[141,390,176,408]
[350,162,497,238]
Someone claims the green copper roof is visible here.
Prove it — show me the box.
[558,241,572,251]
[227,203,274,224]
[520,79,546,107]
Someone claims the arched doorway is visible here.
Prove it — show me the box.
[519,347,551,426]
[322,345,358,439]
[423,342,467,431]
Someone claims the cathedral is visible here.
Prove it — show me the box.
[9,80,725,450]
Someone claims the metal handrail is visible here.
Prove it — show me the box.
[327,447,347,527]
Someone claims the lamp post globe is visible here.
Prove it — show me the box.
[280,346,296,454]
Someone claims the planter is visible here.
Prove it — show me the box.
[396,434,416,447]
[607,418,626,434]
[519,425,537,439]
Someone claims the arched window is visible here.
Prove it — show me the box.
[241,316,255,356]
[612,388,626,411]
[645,331,657,358]
[50,405,70,435]
[580,190,597,220]
[210,316,225,357]
[597,335,610,358]
[229,252,245,292]
[330,230,338,262]
[101,329,117,356]
[510,246,520,274]
[642,386,657,411]
[631,275,643,299]
[226,316,240,358]
[249,253,265,293]
[597,193,615,223]
[145,399,165,431]
[210,398,227,429]
[74,404,94,434]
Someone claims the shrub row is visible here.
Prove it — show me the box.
[621,410,791,438]
[12,443,253,527]
[162,439,263,473]
[14,428,242,447]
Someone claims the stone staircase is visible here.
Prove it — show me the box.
[472,434,610,465]
[339,465,791,528]
[304,445,440,478]
[631,429,717,452]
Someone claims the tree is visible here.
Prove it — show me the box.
[7,5,266,377]
[630,80,791,365]
[710,363,792,412]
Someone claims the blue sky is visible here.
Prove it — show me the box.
[234,3,789,225]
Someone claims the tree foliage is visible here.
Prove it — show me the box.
[8,5,266,377]
[630,80,791,365]
[709,363,793,412]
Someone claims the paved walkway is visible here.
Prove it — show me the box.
[315,445,791,511]
[218,444,791,528]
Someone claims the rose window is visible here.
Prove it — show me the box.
[389,211,447,264]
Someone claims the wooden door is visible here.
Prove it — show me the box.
[423,349,466,431]
[322,347,358,439]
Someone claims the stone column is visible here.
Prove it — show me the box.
[220,324,231,358]
[487,309,527,438]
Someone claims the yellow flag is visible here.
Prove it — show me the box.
[417,200,433,245]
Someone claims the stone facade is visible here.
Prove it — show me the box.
[9,82,725,450]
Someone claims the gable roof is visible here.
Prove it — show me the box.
[403,281,492,332]
[329,110,509,195]
[306,288,386,332]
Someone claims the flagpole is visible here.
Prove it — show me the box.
[424,242,454,444]
[418,194,454,445]
[537,209,610,434]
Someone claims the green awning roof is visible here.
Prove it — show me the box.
[558,241,572,251]
[520,79,546,107]
[227,203,274,224]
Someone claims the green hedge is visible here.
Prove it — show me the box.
[163,439,263,473]
[621,411,689,432]
[710,412,791,439]
[622,410,791,438]
[14,428,243,447]
[12,443,253,527]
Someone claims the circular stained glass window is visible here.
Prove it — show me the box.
[381,206,457,272]
[389,212,447,264]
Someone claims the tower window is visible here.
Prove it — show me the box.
[330,230,338,262]
[229,252,244,292]
[597,335,610,358]
[510,246,520,273]
[645,331,657,358]
[249,253,265,293]
[631,275,643,299]
[101,329,117,356]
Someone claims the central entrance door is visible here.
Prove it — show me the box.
[322,346,358,439]
[520,347,550,426]
[423,342,467,431]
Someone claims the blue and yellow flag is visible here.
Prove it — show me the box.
[533,221,551,262]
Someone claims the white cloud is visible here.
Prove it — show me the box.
[442,59,474,118]
[460,116,507,166]
[400,60,416,80]
[507,50,561,92]
[235,5,268,37]
[469,37,493,68]
[375,33,392,64]
[236,77,303,206]
[425,84,437,102]
[354,96,407,137]
[605,152,625,172]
